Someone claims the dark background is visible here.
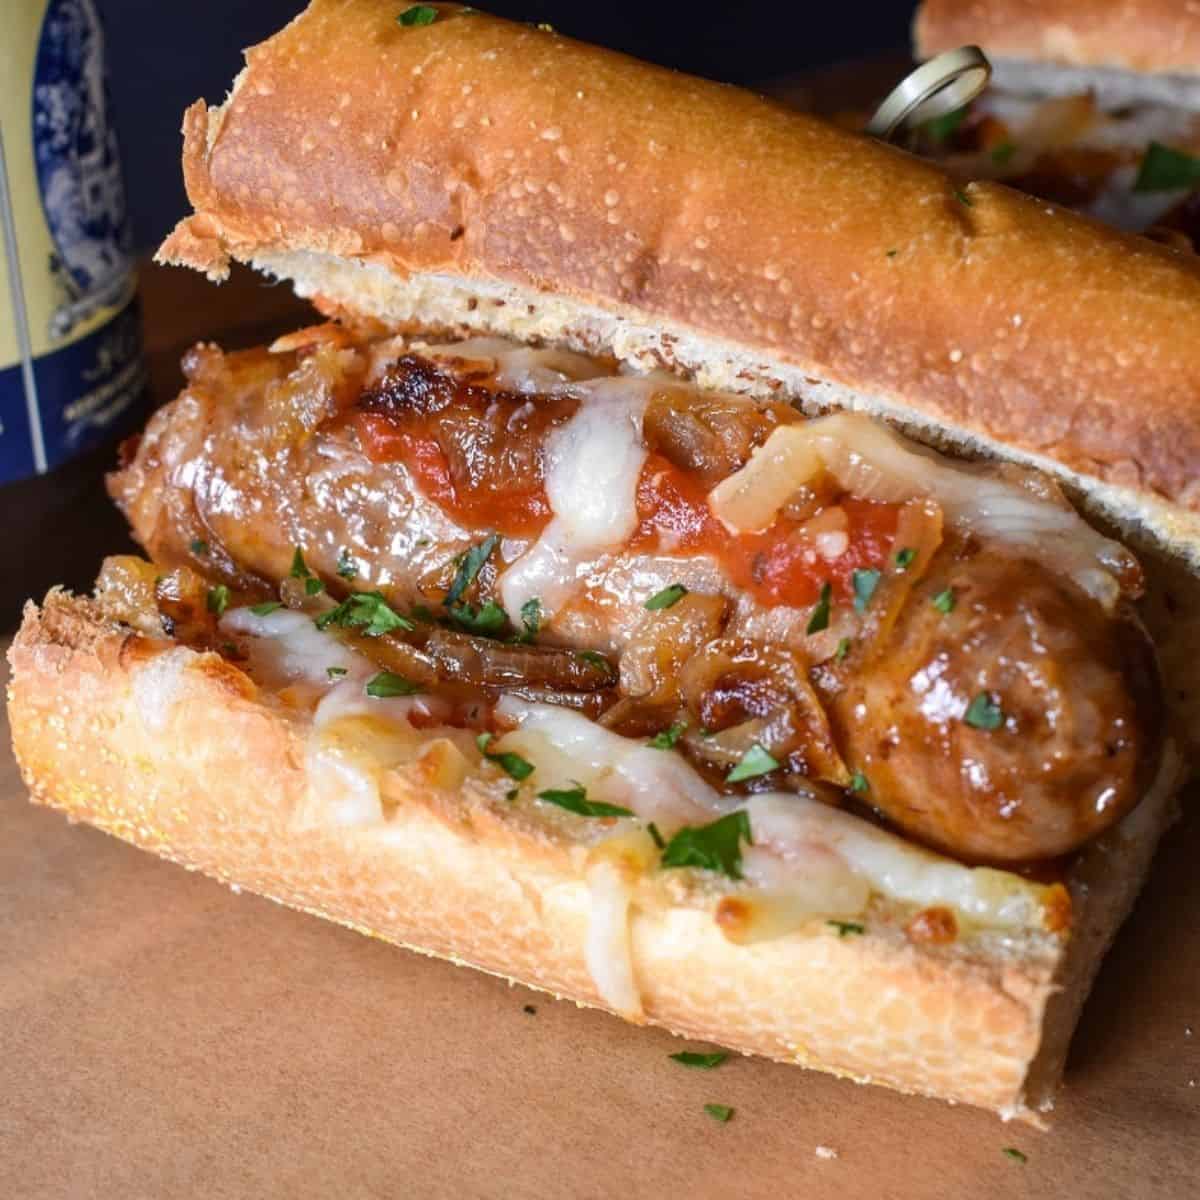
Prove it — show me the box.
[97,0,917,252]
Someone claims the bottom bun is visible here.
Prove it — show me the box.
[6,590,1183,1122]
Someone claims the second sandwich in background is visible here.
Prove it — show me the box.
[913,0,1200,247]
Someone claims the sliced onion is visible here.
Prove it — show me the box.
[709,413,1138,610]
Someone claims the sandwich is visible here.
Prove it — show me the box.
[8,0,1200,1122]
[913,0,1200,247]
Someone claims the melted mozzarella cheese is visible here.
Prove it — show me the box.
[495,697,718,829]
[221,607,368,688]
[495,699,1054,933]
[500,380,652,623]
[585,860,644,1020]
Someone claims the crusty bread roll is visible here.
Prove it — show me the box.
[5,590,1184,1121]
[915,0,1200,108]
[156,0,1200,570]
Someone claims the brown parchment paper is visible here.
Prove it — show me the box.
[2,640,1198,1200]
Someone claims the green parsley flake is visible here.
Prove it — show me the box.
[519,597,542,642]
[1134,141,1200,193]
[444,534,498,608]
[249,600,282,616]
[806,581,832,635]
[894,547,916,571]
[190,538,209,556]
[964,691,1004,731]
[850,770,869,794]
[923,105,968,145]
[336,549,357,580]
[476,732,535,782]
[304,576,325,597]
[397,5,437,26]
[852,568,881,613]
[326,666,348,680]
[645,583,688,610]
[206,585,229,617]
[835,636,852,662]
[1002,1148,1028,1165]
[536,784,633,819]
[954,188,973,207]
[660,810,753,880]
[648,721,688,750]
[447,599,507,636]
[670,1051,728,1070]
[726,743,779,784]
[647,822,666,849]
[828,920,865,938]
[576,649,615,675]
[365,672,422,698]
[290,547,312,579]
[704,1104,734,1123]
[316,591,414,636]
[932,587,956,614]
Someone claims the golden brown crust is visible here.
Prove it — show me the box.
[915,0,1200,75]
[5,591,1183,1119]
[156,0,1200,562]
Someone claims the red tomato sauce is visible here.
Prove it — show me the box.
[357,419,899,609]
[631,455,899,608]
[353,413,552,537]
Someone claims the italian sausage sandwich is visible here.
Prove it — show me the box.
[913,0,1200,246]
[9,0,1200,1121]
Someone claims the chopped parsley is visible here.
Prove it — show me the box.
[447,599,507,636]
[894,547,916,570]
[506,788,519,802]
[476,732,535,782]
[990,141,1017,166]
[397,4,437,26]
[703,1104,734,1123]
[964,691,1004,731]
[365,672,422,698]
[835,636,852,662]
[849,770,869,794]
[670,1051,728,1070]
[336,549,358,580]
[828,920,865,938]
[305,576,325,597]
[519,597,542,642]
[206,585,229,617]
[806,581,832,635]
[1133,142,1200,193]
[645,582,688,610]
[922,105,968,145]
[648,721,688,750]
[660,810,752,880]
[444,534,498,608]
[536,784,634,819]
[189,538,209,556]
[852,568,881,613]
[249,600,282,616]
[953,188,973,207]
[576,650,615,676]
[316,591,414,636]
[647,822,666,849]
[1001,1148,1028,1165]
[290,547,313,580]
[932,587,956,614]
[726,743,779,784]
[326,666,348,680]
